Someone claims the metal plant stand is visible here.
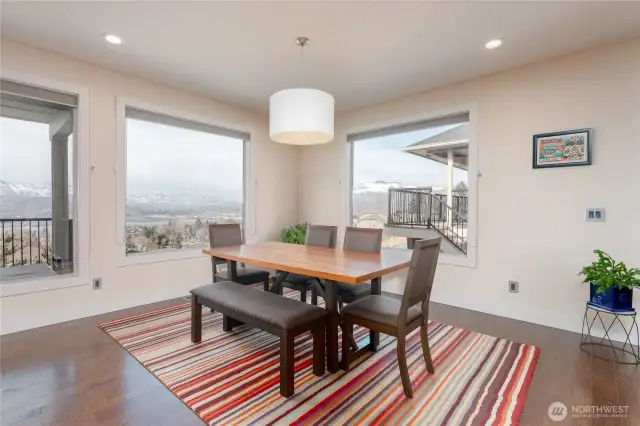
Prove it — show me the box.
[580,302,640,365]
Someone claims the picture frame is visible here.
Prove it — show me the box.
[533,128,592,169]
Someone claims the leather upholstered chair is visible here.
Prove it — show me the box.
[341,237,442,398]
[209,224,271,290]
[282,224,337,304]
[335,227,383,308]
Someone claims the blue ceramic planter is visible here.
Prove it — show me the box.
[589,283,634,311]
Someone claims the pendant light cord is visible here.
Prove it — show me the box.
[299,42,305,88]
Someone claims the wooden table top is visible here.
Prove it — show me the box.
[202,241,412,284]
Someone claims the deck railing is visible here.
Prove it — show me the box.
[432,194,468,220]
[1,218,52,268]
[387,187,432,227]
[428,196,467,254]
[388,188,468,254]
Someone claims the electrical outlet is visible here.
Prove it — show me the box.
[93,278,102,290]
[509,280,519,293]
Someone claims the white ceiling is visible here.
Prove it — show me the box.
[2,1,639,112]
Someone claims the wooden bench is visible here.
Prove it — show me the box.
[190,281,327,397]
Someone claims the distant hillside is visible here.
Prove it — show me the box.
[0,180,53,218]
[352,181,399,218]
[0,180,241,220]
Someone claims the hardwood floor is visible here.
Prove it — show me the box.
[1,297,638,425]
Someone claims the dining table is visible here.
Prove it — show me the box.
[202,241,413,373]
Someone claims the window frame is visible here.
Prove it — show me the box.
[0,69,91,296]
[115,97,251,267]
[344,103,479,268]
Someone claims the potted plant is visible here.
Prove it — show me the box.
[579,250,640,311]
[281,223,307,245]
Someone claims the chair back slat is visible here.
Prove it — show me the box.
[400,238,441,319]
[305,224,338,248]
[343,227,383,253]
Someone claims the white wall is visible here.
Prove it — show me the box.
[0,40,298,334]
[299,40,640,336]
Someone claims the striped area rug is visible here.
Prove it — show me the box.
[100,289,539,425]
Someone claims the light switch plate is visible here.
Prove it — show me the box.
[586,208,605,222]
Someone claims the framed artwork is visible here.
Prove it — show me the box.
[533,128,592,169]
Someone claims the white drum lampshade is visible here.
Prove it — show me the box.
[269,88,334,145]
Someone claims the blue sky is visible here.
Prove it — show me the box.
[125,118,243,196]
[1,117,52,184]
[0,117,75,186]
[0,117,243,197]
[1,117,467,192]
[353,125,468,188]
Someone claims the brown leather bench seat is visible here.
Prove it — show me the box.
[190,281,327,397]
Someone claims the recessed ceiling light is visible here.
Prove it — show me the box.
[485,39,503,50]
[103,34,123,45]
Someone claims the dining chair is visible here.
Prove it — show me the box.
[209,224,271,290]
[340,237,441,398]
[335,227,383,349]
[336,227,383,308]
[282,224,337,304]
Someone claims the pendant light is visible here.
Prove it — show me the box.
[269,37,335,145]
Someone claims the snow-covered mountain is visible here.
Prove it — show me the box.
[352,181,449,194]
[125,191,242,220]
[351,181,404,218]
[0,180,52,197]
[0,180,53,218]
[352,181,404,194]
[0,180,241,220]
[351,181,457,219]
[127,192,240,206]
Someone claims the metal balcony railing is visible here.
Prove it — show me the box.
[1,218,52,268]
[388,188,468,254]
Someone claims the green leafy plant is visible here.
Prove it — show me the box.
[281,223,307,245]
[579,250,640,294]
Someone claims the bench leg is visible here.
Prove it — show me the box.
[280,332,295,398]
[223,315,243,332]
[223,315,232,332]
[312,322,326,376]
[191,297,202,343]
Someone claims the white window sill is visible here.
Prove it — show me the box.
[386,246,477,268]
[439,252,476,268]
[118,246,208,267]
[0,273,89,297]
